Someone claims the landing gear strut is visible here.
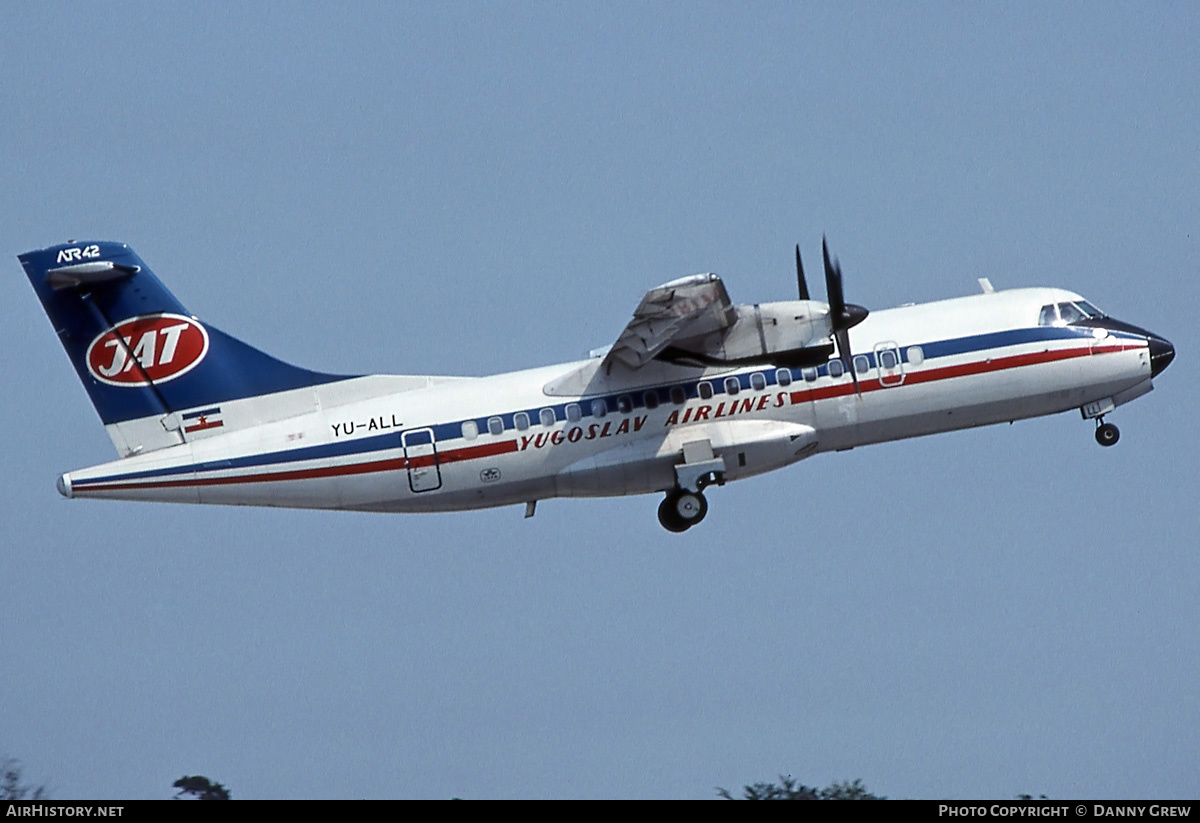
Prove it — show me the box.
[1095,419,1120,447]
[661,438,724,532]
[658,488,709,532]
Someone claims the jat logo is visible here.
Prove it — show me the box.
[86,314,209,386]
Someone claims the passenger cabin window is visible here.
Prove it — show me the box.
[725,377,740,395]
[643,391,659,410]
[854,355,871,374]
[616,395,633,414]
[487,416,504,436]
[907,345,924,367]
[750,372,767,391]
[879,349,898,370]
[776,368,792,387]
[514,412,530,431]
[828,359,844,378]
[670,386,687,405]
[591,398,608,418]
[698,382,714,400]
[802,367,818,382]
[462,420,479,440]
[539,408,556,427]
[566,403,582,422]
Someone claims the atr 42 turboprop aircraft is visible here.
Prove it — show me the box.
[20,239,1175,532]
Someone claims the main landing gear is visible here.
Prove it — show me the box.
[657,469,723,532]
[660,439,726,532]
[658,489,708,532]
[1095,419,1120,447]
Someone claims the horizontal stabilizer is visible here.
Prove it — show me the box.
[46,260,140,290]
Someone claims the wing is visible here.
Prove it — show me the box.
[603,273,737,370]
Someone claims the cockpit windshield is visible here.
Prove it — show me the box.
[1059,302,1086,324]
[1037,300,1106,326]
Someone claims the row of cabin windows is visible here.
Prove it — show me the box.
[509,408,560,431]
[822,346,923,378]
[459,350,926,440]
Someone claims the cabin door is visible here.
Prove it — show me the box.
[402,428,442,493]
[874,342,906,387]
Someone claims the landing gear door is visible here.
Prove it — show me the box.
[875,342,905,387]
[402,428,442,493]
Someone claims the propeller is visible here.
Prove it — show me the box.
[795,244,811,301]
[821,237,870,395]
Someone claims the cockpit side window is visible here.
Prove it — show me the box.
[1038,304,1060,326]
[1076,300,1105,318]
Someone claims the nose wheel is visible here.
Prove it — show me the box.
[657,489,709,532]
[1095,420,1120,447]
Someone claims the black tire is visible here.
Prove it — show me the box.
[658,495,690,532]
[1095,422,1120,447]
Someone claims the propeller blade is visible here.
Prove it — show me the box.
[836,327,862,397]
[822,237,846,327]
[795,244,811,301]
[821,237,870,331]
[822,236,869,397]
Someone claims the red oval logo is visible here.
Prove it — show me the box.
[86,314,210,386]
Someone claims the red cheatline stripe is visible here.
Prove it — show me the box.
[73,439,518,494]
[789,344,1139,405]
[75,342,1143,494]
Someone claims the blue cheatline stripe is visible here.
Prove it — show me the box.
[75,325,1143,487]
[83,432,405,484]
[442,326,1136,438]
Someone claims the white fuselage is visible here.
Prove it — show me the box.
[59,287,1156,514]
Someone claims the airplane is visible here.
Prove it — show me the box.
[19,239,1175,532]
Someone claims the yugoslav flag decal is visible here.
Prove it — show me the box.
[86,314,209,387]
[182,406,224,433]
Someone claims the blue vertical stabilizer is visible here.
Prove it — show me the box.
[19,241,352,426]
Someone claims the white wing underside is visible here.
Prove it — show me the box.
[603,274,737,370]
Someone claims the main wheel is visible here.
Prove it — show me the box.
[657,490,709,532]
[657,495,690,532]
[673,490,708,525]
[1095,422,1120,447]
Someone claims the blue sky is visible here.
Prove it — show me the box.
[2,2,1197,799]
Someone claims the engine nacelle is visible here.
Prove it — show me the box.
[670,300,832,365]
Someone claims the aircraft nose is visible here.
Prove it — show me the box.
[1075,317,1175,379]
[1149,334,1175,377]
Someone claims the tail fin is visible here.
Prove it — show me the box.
[20,241,350,456]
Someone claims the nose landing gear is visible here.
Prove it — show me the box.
[1081,398,1121,448]
[1095,419,1120,447]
